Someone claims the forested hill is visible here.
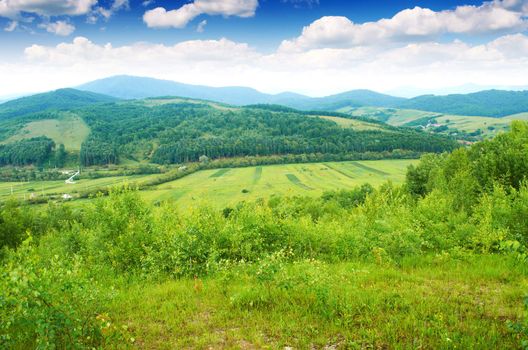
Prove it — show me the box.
[0,88,117,120]
[76,99,458,166]
[0,93,458,167]
[396,90,528,117]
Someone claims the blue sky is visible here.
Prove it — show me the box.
[0,0,527,96]
[1,0,488,52]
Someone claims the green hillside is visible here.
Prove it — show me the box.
[0,91,457,168]
[76,100,456,166]
[339,106,527,138]
[395,90,528,117]
[0,88,117,120]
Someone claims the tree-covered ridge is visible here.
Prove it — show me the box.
[76,101,457,166]
[397,90,528,117]
[0,88,117,121]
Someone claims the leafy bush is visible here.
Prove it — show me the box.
[0,238,113,349]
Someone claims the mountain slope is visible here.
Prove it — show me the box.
[0,89,117,120]
[78,75,273,105]
[396,90,528,117]
[307,90,406,110]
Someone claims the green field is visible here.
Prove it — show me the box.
[141,159,416,208]
[0,159,416,206]
[3,112,90,150]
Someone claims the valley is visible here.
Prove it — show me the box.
[1,77,528,350]
[4,1,528,347]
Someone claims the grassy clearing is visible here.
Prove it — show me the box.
[317,115,386,131]
[3,113,90,150]
[436,115,510,134]
[109,254,527,349]
[142,98,236,111]
[142,159,416,208]
[338,106,438,126]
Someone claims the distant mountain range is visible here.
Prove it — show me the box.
[1,75,528,119]
[77,75,405,110]
[396,90,528,118]
[386,84,528,98]
[76,75,528,118]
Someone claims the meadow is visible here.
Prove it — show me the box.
[0,159,416,207]
[110,255,527,349]
[142,159,416,208]
[2,113,90,150]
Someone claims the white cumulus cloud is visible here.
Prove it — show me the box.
[38,20,75,36]
[143,0,258,28]
[0,0,97,19]
[279,0,528,52]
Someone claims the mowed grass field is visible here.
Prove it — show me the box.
[3,112,90,150]
[0,160,416,205]
[141,159,417,208]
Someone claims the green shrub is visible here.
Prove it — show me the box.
[0,238,113,349]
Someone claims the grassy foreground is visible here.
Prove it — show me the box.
[111,255,527,349]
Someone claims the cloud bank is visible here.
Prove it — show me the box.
[2,0,528,96]
[7,30,526,97]
[280,0,528,52]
